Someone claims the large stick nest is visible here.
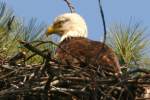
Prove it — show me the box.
[0,41,149,100]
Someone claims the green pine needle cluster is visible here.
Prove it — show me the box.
[0,2,56,64]
[107,22,150,68]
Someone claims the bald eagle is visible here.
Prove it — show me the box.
[45,13,121,75]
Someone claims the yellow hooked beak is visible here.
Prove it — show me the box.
[45,26,55,36]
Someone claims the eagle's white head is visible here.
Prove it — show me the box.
[45,13,88,42]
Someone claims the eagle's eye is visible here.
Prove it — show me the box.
[54,19,70,28]
[59,19,69,24]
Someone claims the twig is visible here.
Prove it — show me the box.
[126,67,150,74]
[98,0,107,43]
[25,49,48,62]
[63,0,76,13]
[51,86,86,95]
[19,40,49,59]
[95,0,108,64]
[8,52,26,66]
[0,70,16,79]
[104,82,120,100]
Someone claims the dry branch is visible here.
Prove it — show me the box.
[63,0,76,13]
[98,0,107,44]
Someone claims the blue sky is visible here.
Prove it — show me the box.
[3,0,150,41]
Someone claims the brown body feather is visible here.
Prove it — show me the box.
[55,37,121,75]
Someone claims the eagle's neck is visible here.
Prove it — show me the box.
[60,30,88,42]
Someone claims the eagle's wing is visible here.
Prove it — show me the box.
[55,37,121,74]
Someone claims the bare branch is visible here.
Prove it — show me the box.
[63,0,76,13]
[98,0,107,43]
